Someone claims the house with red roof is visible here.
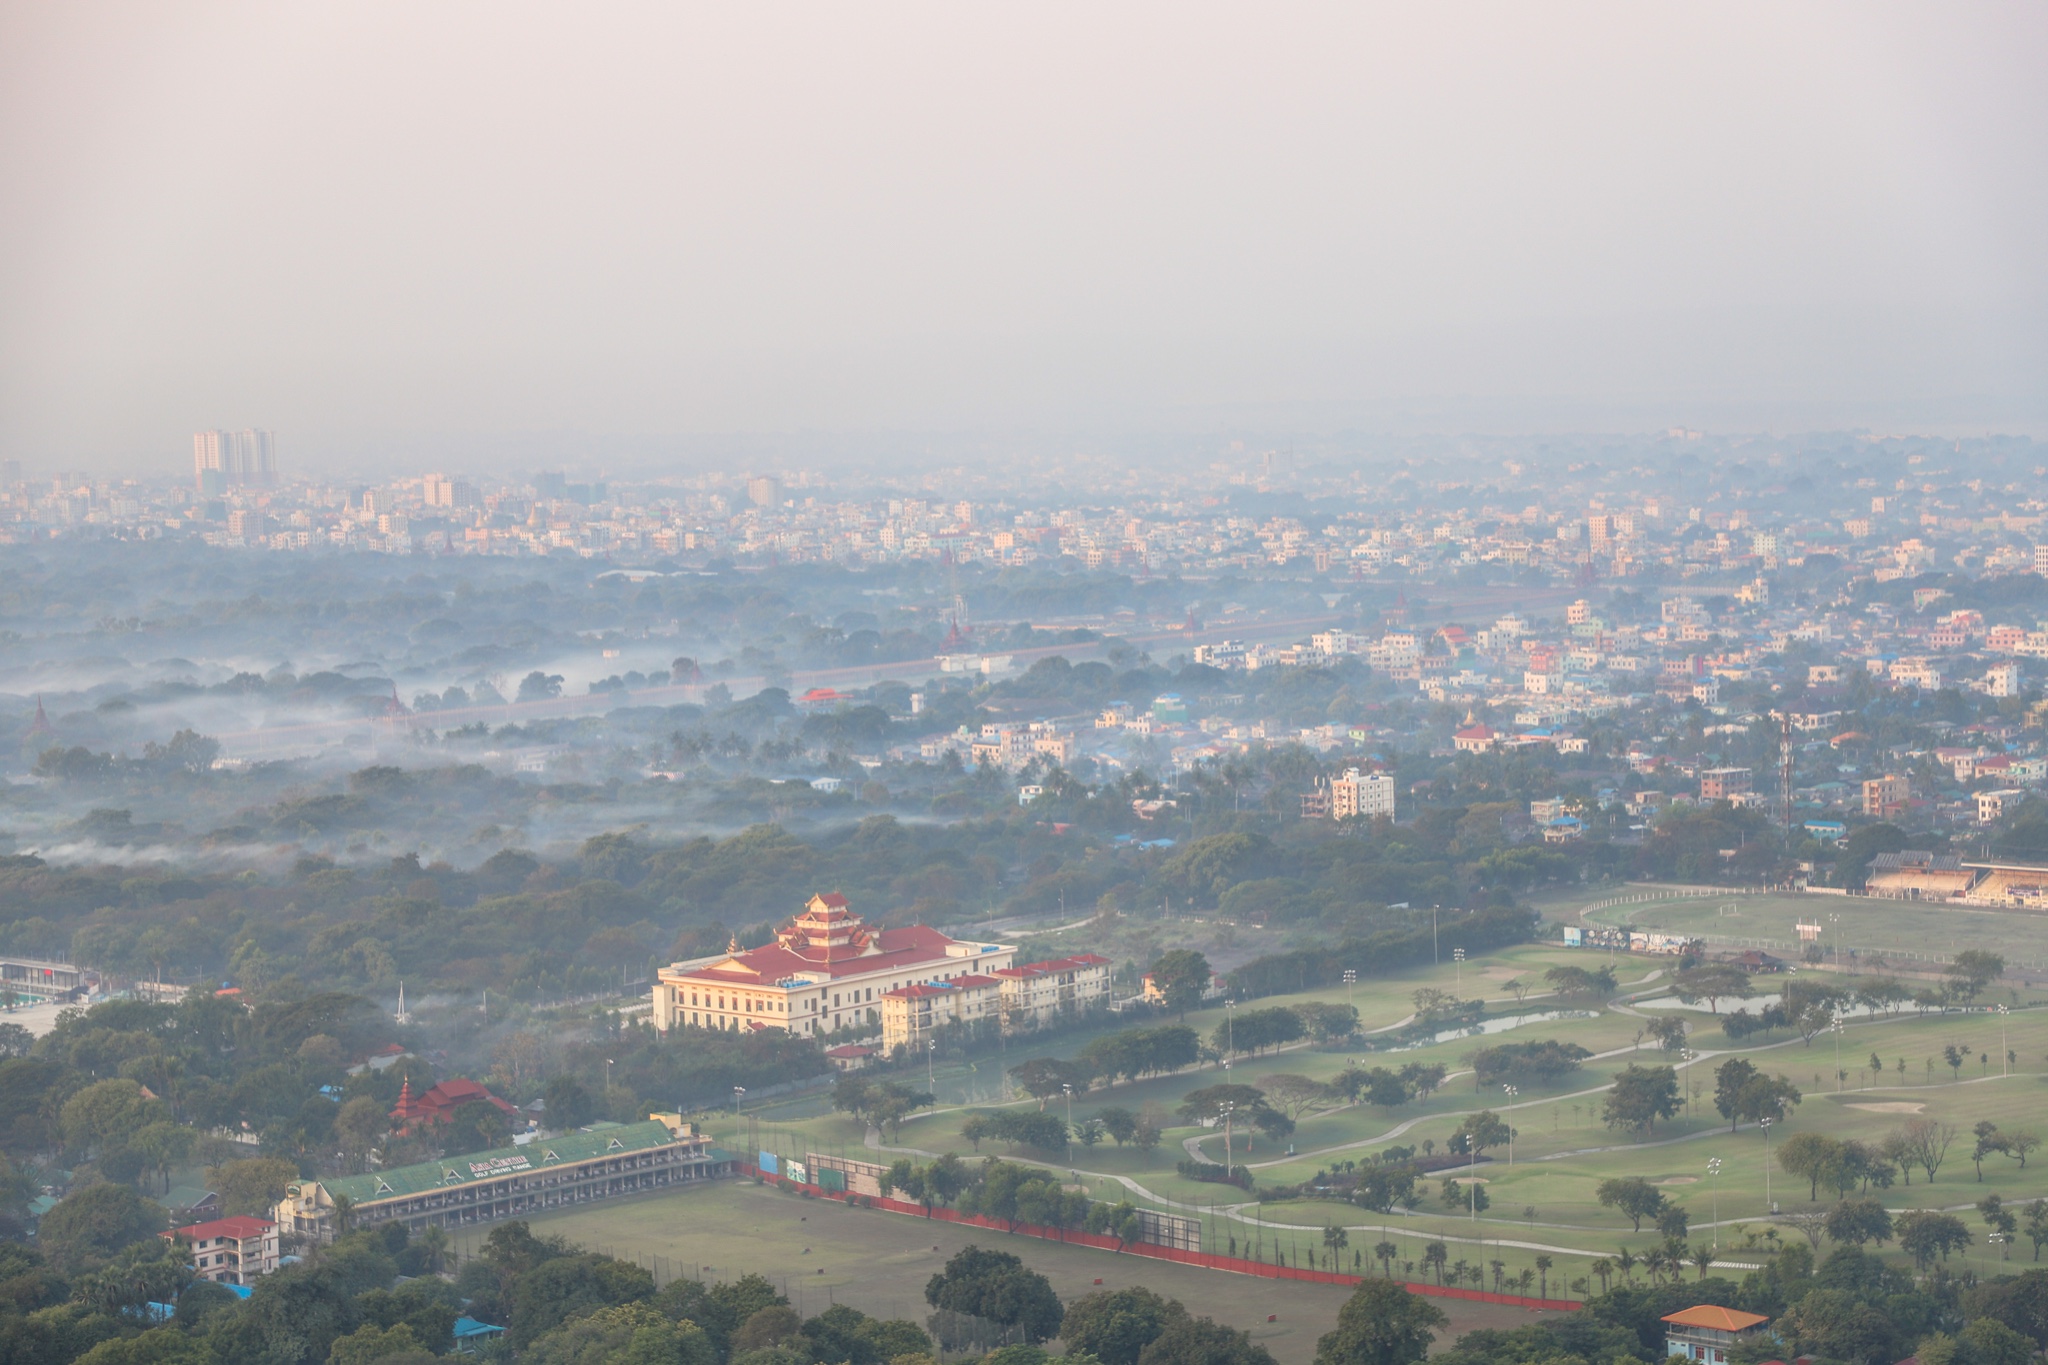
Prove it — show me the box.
[652,893,1018,1039]
[1452,713,1499,752]
[163,1215,280,1285]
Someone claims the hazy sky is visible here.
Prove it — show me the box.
[3,3,2045,474]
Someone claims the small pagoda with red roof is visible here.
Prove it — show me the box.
[388,1078,521,1136]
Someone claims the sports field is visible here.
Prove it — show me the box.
[505,1177,1540,1364]
[650,888,2048,1325]
[1566,888,2048,974]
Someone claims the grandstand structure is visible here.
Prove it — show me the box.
[1958,862,2048,909]
[1862,852,2048,907]
[1863,851,1976,900]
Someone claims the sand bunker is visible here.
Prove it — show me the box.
[1658,1177,1699,1185]
[1846,1101,1925,1114]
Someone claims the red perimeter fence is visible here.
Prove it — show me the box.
[738,1164,1581,1314]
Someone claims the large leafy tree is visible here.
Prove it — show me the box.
[1596,1177,1667,1232]
[1314,1279,1446,1365]
[1062,1286,1188,1365]
[1144,1315,1279,1365]
[1603,1065,1680,1137]
[924,1245,1063,1343]
[36,1182,165,1274]
[1149,950,1215,1019]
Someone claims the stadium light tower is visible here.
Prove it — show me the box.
[1760,1117,1773,1213]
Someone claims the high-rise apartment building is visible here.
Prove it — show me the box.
[747,475,782,507]
[422,473,477,508]
[193,430,276,493]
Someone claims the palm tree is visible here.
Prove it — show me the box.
[1423,1242,1448,1284]
[331,1193,355,1234]
[1535,1254,1553,1299]
[1323,1224,1349,1270]
[1692,1244,1717,1280]
[1490,1259,1507,1293]
[1516,1268,1535,1295]
[1375,1241,1398,1278]
[418,1224,451,1274]
[1615,1246,1637,1284]
[1591,1257,1614,1295]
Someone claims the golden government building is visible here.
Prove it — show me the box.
[652,894,1109,1050]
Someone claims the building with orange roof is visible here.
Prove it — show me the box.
[651,894,1018,1038]
[1662,1305,1771,1365]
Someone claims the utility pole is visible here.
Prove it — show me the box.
[1063,1083,1074,1163]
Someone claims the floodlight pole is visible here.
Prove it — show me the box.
[1707,1157,1722,1249]
[1504,1086,1518,1165]
[1760,1117,1773,1214]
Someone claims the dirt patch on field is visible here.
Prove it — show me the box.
[1846,1101,1925,1114]
[523,1180,1545,1364]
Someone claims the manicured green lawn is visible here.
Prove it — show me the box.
[697,892,2048,1300]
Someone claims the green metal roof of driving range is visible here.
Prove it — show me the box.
[321,1120,684,1206]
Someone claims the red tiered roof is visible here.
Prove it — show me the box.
[389,1077,520,1133]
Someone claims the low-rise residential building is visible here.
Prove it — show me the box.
[1978,789,2027,825]
[1330,768,1395,819]
[1698,767,1751,801]
[652,894,1015,1038]
[164,1216,280,1286]
[1863,773,1911,818]
[1661,1305,1770,1365]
